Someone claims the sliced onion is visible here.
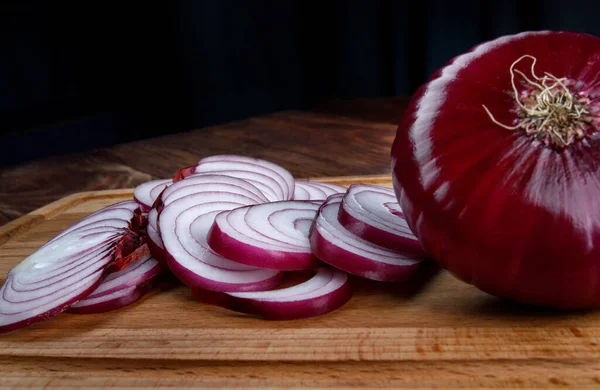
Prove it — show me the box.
[293,181,346,200]
[198,155,294,200]
[175,155,294,201]
[207,201,321,270]
[159,174,268,210]
[159,192,282,292]
[310,195,424,282]
[0,231,121,333]
[191,170,282,201]
[0,201,145,333]
[133,179,172,211]
[192,267,351,320]
[338,184,426,254]
[69,249,164,314]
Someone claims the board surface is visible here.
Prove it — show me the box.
[1,175,599,388]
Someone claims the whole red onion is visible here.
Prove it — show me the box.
[391,31,600,309]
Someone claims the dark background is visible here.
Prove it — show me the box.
[1,0,599,167]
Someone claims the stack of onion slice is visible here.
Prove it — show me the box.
[0,200,147,333]
[157,173,283,292]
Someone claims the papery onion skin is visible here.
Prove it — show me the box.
[391,31,600,309]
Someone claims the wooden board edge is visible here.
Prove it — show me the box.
[0,174,392,247]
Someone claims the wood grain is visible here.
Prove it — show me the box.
[1,175,599,388]
[0,98,406,226]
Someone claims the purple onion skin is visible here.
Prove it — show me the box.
[391,31,600,309]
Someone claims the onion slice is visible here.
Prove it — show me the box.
[207,201,321,270]
[310,195,424,282]
[0,232,120,333]
[159,192,282,292]
[175,155,294,201]
[0,201,144,333]
[192,267,351,320]
[69,248,164,314]
[158,174,268,210]
[338,184,425,254]
[293,181,346,200]
[133,179,172,211]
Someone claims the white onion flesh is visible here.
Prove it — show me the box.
[197,155,294,201]
[293,181,346,200]
[160,174,268,208]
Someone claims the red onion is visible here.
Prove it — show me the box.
[69,248,164,314]
[207,201,321,270]
[338,184,425,255]
[159,192,282,292]
[175,155,294,201]
[293,181,346,200]
[192,267,351,320]
[310,195,424,282]
[0,201,144,332]
[133,179,172,211]
[391,31,600,308]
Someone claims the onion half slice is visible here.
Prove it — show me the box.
[207,201,321,270]
[310,195,424,282]
[0,201,144,333]
[338,184,425,254]
[192,267,351,320]
[175,155,294,201]
[159,174,268,210]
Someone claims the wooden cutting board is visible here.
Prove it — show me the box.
[1,174,599,388]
